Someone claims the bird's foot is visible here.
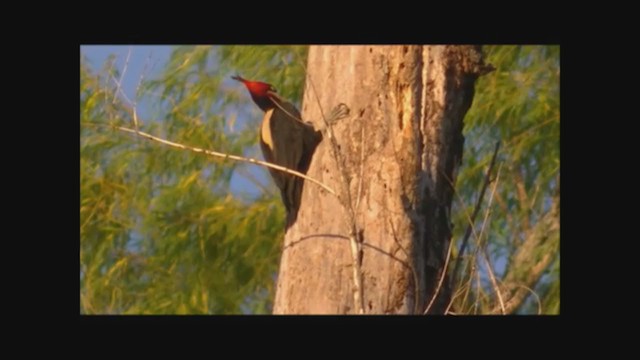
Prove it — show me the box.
[327,103,350,125]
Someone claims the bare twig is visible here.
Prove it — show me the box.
[457,163,508,316]
[423,233,455,314]
[136,50,153,100]
[474,269,481,314]
[80,198,104,233]
[112,47,132,105]
[469,162,504,314]
[478,162,506,315]
[514,168,530,231]
[473,164,502,254]
[267,94,308,125]
[132,50,153,131]
[106,47,142,135]
[441,171,482,314]
[504,118,557,149]
[515,284,542,315]
[441,142,500,315]
[529,182,541,212]
[132,110,140,135]
[444,275,472,314]
[284,232,419,303]
[481,250,505,314]
[449,141,501,293]
[354,124,366,213]
[110,73,134,108]
[487,199,559,315]
[91,123,337,195]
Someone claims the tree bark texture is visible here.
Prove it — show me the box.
[273,45,490,314]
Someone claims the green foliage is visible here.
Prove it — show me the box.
[80,46,306,314]
[451,46,560,314]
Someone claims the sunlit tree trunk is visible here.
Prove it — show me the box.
[273,45,490,314]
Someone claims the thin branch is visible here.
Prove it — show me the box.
[504,118,557,149]
[284,233,419,297]
[474,268,481,314]
[110,73,134,107]
[445,275,472,314]
[481,249,505,314]
[441,170,482,310]
[106,47,142,136]
[458,157,500,317]
[80,198,104,233]
[136,50,153,100]
[132,50,153,130]
[450,149,501,315]
[112,47,132,105]
[450,141,501,292]
[487,199,559,315]
[267,94,308,125]
[354,124,366,213]
[460,262,477,313]
[514,167,530,232]
[423,233,455,314]
[516,284,542,315]
[488,282,544,315]
[472,164,503,314]
[529,182,541,212]
[132,110,140,135]
[94,123,337,195]
[475,164,502,253]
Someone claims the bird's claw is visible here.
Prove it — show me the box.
[328,103,350,125]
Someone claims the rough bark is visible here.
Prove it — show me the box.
[273,45,490,314]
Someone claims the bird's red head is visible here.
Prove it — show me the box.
[232,75,277,112]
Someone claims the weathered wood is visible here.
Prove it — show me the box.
[273,45,488,314]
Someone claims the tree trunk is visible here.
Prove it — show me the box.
[273,45,490,314]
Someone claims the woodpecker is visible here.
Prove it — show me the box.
[232,75,322,230]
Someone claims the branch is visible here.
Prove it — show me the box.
[449,141,501,293]
[473,164,504,313]
[103,124,337,195]
[423,233,455,314]
[107,49,142,134]
[354,124,366,213]
[112,47,132,105]
[481,249,505,314]
[487,199,559,314]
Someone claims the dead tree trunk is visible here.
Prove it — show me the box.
[273,45,491,314]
